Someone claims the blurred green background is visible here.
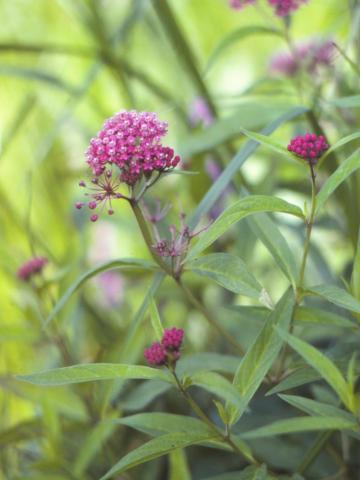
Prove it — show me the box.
[0,0,358,478]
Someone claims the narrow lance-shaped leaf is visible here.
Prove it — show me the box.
[149,298,164,341]
[169,449,191,480]
[17,363,173,386]
[278,394,355,420]
[114,413,212,437]
[99,431,217,480]
[187,196,304,261]
[240,416,358,440]
[186,253,262,298]
[318,132,360,165]
[189,371,245,410]
[239,128,302,164]
[316,148,360,213]
[230,289,295,423]
[307,284,360,315]
[247,212,298,288]
[275,328,351,409]
[46,258,158,325]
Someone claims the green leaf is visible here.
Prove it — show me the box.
[319,132,360,165]
[99,432,216,480]
[119,380,171,412]
[247,212,298,288]
[187,106,308,230]
[275,329,351,408]
[149,298,164,341]
[45,258,157,325]
[316,148,360,213]
[204,26,283,74]
[180,103,291,158]
[266,367,321,396]
[114,413,212,437]
[239,128,301,163]
[187,196,304,261]
[328,95,360,108]
[307,284,360,315]
[278,394,355,420]
[231,289,295,423]
[186,253,262,298]
[177,353,240,376]
[17,363,173,386]
[189,371,245,409]
[240,416,358,439]
[294,306,355,329]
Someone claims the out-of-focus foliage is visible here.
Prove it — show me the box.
[1,0,360,478]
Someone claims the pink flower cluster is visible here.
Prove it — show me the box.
[77,111,180,221]
[268,0,307,16]
[270,39,335,77]
[17,257,48,281]
[228,0,255,11]
[287,133,329,164]
[144,327,184,367]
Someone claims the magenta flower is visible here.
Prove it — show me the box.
[188,97,214,128]
[77,110,180,221]
[17,257,48,282]
[144,327,185,367]
[228,0,255,10]
[144,342,167,366]
[267,0,307,16]
[287,133,329,164]
[269,39,335,77]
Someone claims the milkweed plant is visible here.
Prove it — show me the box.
[3,0,360,478]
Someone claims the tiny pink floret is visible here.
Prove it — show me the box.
[228,0,255,10]
[17,257,48,282]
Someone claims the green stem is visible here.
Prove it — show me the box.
[130,200,245,355]
[298,162,317,291]
[129,200,173,276]
[170,369,257,466]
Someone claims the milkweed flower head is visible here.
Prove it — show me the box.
[267,0,307,16]
[17,257,48,282]
[144,327,185,367]
[269,39,335,77]
[287,133,329,165]
[76,110,180,221]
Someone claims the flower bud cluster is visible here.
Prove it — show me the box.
[287,133,328,164]
[144,327,184,367]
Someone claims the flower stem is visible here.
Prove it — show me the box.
[129,199,173,276]
[130,200,245,355]
[298,162,317,291]
[170,369,258,466]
